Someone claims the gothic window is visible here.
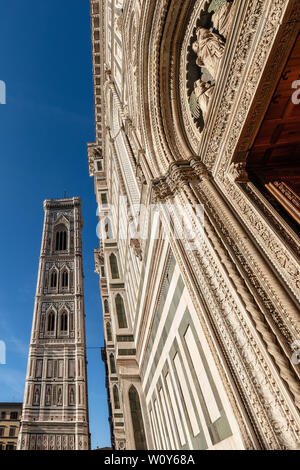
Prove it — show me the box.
[109,353,116,374]
[50,271,57,288]
[110,253,120,279]
[115,294,128,329]
[104,299,109,314]
[47,311,55,332]
[106,322,112,342]
[129,385,147,450]
[113,385,120,409]
[55,225,68,251]
[96,160,103,171]
[60,311,68,332]
[104,218,113,239]
[61,270,69,288]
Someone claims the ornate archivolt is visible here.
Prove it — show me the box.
[183,0,237,138]
[142,0,300,325]
[151,163,300,449]
[122,1,142,131]
[137,0,239,177]
[198,0,300,305]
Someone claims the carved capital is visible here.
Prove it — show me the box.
[227,162,249,183]
[152,160,210,200]
[152,178,173,202]
[190,159,210,180]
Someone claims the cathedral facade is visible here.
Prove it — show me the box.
[18,198,90,450]
[88,0,300,450]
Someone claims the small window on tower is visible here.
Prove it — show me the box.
[62,270,68,288]
[101,193,108,207]
[61,311,68,332]
[50,271,57,288]
[97,160,103,171]
[47,311,55,332]
[55,228,67,251]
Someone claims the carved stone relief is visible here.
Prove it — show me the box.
[186,1,236,130]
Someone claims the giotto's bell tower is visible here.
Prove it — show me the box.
[18,197,90,450]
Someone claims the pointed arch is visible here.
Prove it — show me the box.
[109,253,120,279]
[60,310,68,332]
[60,265,70,289]
[46,309,56,333]
[129,385,147,450]
[58,306,69,335]
[50,270,58,288]
[62,270,68,288]
[109,353,116,374]
[106,322,112,342]
[115,294,128,329]
[113,385,120,409]
[54,223,68,251]
[104,298,109,314]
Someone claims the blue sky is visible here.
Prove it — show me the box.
[0,0,110,449]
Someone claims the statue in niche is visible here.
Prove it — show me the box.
[69,387,75,405]
[189,2,236,128]
[57,386,63,406]
[194,79,215,122]
[45,386,51,406]
[192,27,225,79]
[211,1,235,39]
[33,386,40,405]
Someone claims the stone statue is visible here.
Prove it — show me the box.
[57,386,63,405]
[33,386,40,405]
[192,27,225,79]
[212,1,235,39]
[45,386,51,406]
[194,79,215,122]
[69,387,75,405]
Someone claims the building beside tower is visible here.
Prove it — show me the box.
[0,403,22,450]
[88,0,300,451]
[18,197,90,451]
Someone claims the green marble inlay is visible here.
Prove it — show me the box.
[208,0,228,13]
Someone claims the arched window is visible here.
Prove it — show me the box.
[47,311,55,332]
[104,299,109,314]
[115,294,128,329]
[109,353,116,374]
[109,253,120,279]
[60,311,68,332]
[50,271,57,288]
[106,322,112,342]
[129,385,147,450]
[113,385,120,409]
[62,270,68,288]
[104,218,113,239]
[55,226,67,251]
